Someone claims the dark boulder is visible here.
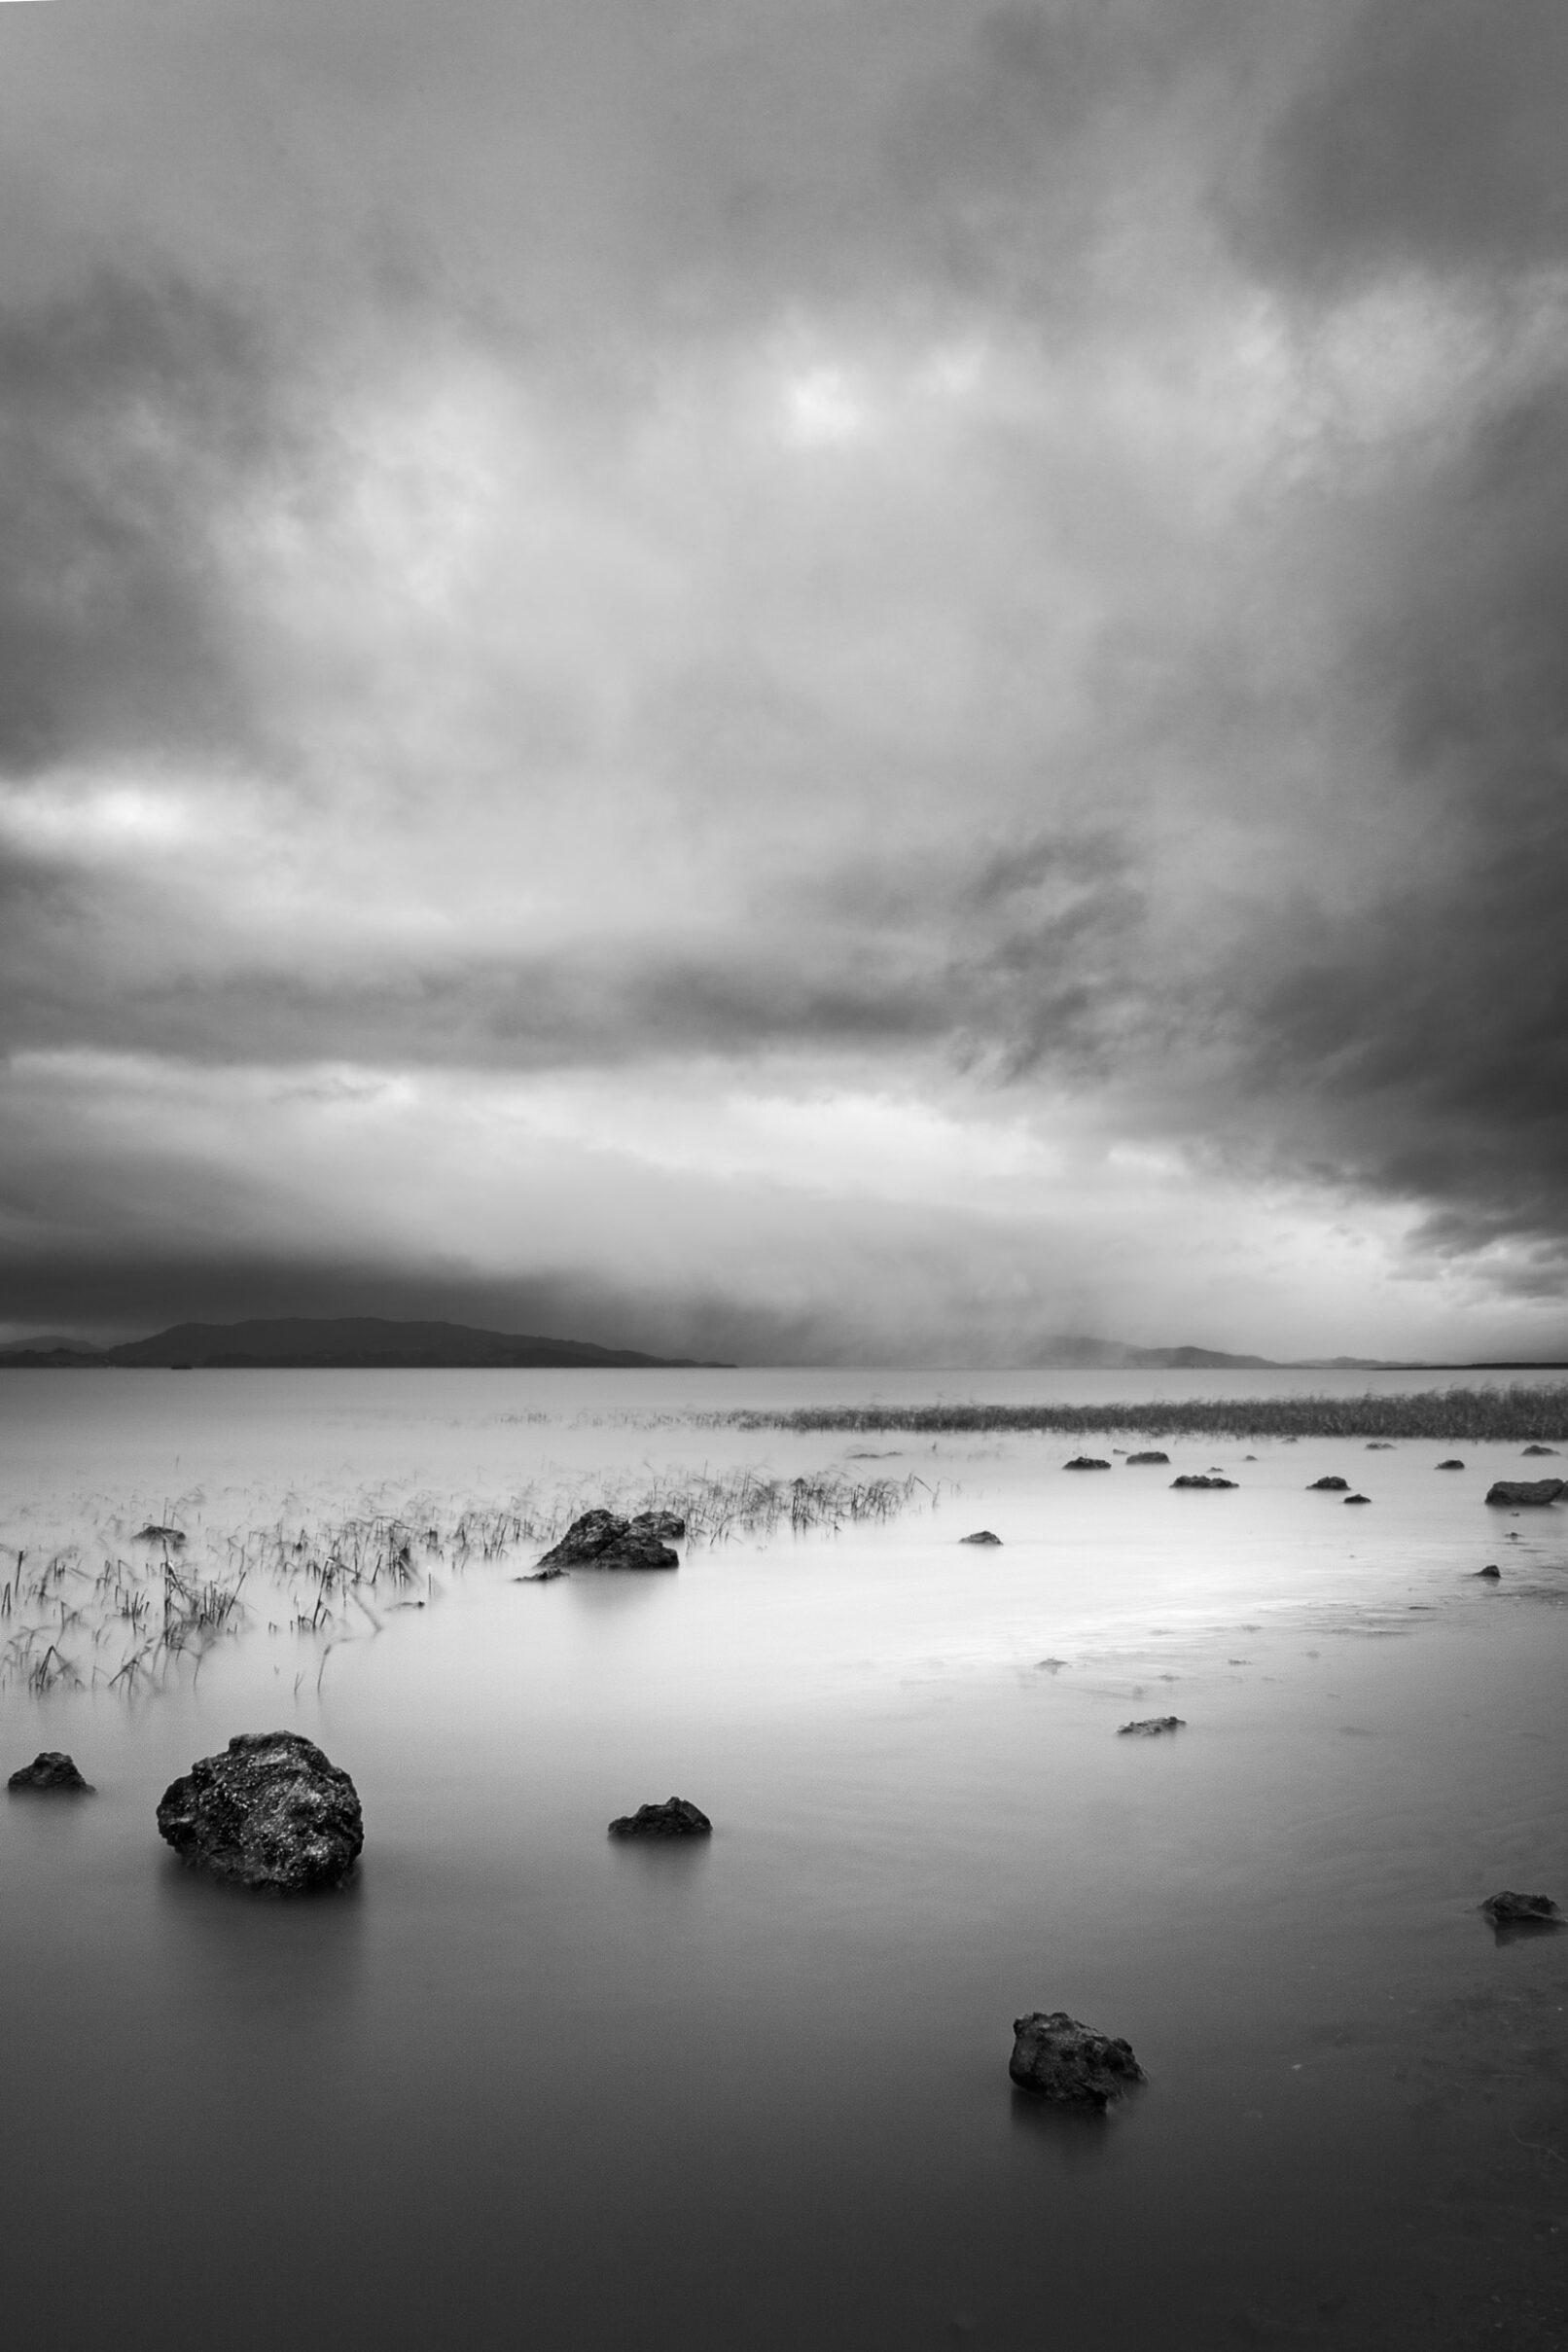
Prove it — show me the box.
[607,1796,711,1838]
[1009,2012,1145,2109]
[1366,1442,1396,1449]
[1475,1564,1502,1580]
[1522,1444,1560,1457]
[1125,1451,1170,1465]
[1308,1477,1349,1490]
[1484,1479,1565,1508]
[133,1523,185,1546]
[8,1751,93,1794]
[1480,1891,1558,1927]
[536,1508,684,1572]
[1343,1493,1371,1505]
[960,1529,1002,1545]
[1118,1715,1185,1736]
[156,1730,363,1893]
[1437,1459,1465,1470]
[1063,1456,1111,1471]
[1171,1475,1235,1489]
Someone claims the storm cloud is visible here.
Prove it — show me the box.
[2,0,1565,1360]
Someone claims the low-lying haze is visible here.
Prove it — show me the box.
[3,1,1566,1362]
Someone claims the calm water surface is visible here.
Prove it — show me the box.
[2,1371,1566,2349]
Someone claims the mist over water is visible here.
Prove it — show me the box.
[3,1370,1566,2348]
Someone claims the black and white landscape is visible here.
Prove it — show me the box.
[3,9,1567,2351]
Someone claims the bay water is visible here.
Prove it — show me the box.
[2,1370,1565,2349]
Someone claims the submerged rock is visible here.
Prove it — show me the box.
[1125,1451,1170,1465]
[1009,2012,1146,2109]
[960,1529,1002,1545]
[1437,1459,1465,1471]
[536,1509,684,1573]
[1484,1479,1565,1508]
[1366,1442,1396,1449]
[8,1751,93,1794]
[1063,1456,1111,1471]
[156,1730,363,1893]
[1308,1476,1350,1490]
[1171,1474,1236,1490]
[1118,1715,1185,1736]
[1480,1890,1558,1927]
[607,1796,712,1838]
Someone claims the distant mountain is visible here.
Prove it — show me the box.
[0,1334,104,1358]
[1025,1334,1280,1370]
[98,1316,730,1370]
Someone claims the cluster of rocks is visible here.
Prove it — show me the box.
[527,1507,687,1578]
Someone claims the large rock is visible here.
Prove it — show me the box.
[1437,1459,1465,1470]
[1118,1715,1185,1736]
[8,1751,93,1794]
[1009,2012,1146,2109]
[607,1796,712,1838]
[537,1508,684,1572]
[156,1730,363,1893]
[1521,1444,1560,1457]
[1125,1451,1170,1465]
[960,1529,1002,1546]
[1484,1479,1565,1508]
[1308,1476,1349,1490]
[1480,1890,1558,1927]
[1063,1456,1111,1471]
[1171,1474,1235,1489]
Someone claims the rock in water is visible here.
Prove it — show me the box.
[156,1730,363,1892]
[1475,1564,1502,1580]
[8,1751,93,1794]
[960,1529,1002,1546]
[1437,1459,1465,1470]
[536,1508,683,1572]
[1125,1451,1170,1465]
[1343,1493,1372,1505]
[1484,1479,1565,1508]
[607,1796,712,1838]
[1521,1444,1560,1457]
[1480,1890,1558,1927]
[1308,1476,1350,1490]
[1063,1456,1111,1471]
[1009,2012,1145,2109]
[1118,1716,1185,1736]
[1171,1475,1236,1490]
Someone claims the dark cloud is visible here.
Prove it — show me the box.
[1239,0,1568,288]
[4,0,1568,1357]
[0,271,298,775]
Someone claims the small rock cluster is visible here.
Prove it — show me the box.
[532,1508,686,1575]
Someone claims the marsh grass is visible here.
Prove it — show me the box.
[0,1466,933,1697]
[719,1385,1568,1444]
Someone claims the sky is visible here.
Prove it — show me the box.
[1,0,1566,1364]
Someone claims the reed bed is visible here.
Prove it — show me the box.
[0,1466,932,1697]
[718,1384,1568,1444]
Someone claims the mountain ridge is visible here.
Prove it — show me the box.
[0,1316,731,1370]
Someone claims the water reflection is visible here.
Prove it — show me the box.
[1006,2085,1123,2169]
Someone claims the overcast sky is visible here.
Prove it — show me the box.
[2,0,1566,1362]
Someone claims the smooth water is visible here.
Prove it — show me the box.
[3,1371,1566,2350]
